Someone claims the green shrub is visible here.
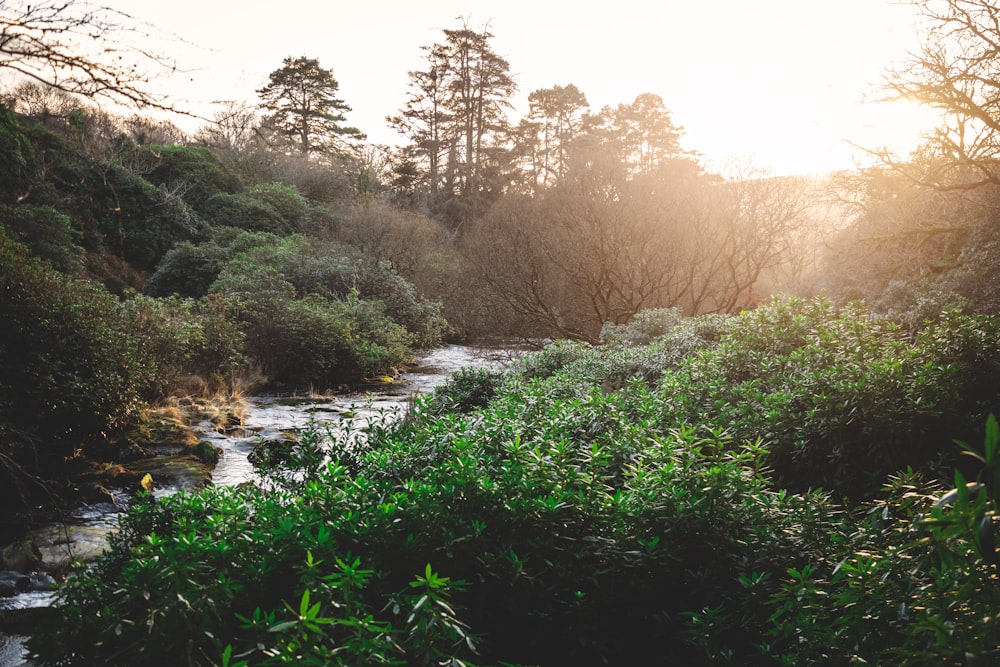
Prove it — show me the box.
[143,240,231,298]
[144,230,281,298]
[509,338,592,379]
[134,143,243,215]
[600,307,686,345]
[201,191,290,234]
[766,418,1000,665]
[31,297,1000,665]
[89,162,209,270]
[0,203,82,273]
[0,229,149,472]
[212,257,411,386]
[118,295,247,399]
[651,297,1000,498]
[32,389,832,666]
[0,103,37,203]
[426,366,506,414]
[209,235,446,385]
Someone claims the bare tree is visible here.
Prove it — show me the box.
[872,0,1000,189]
[464,152,812,341]
[462,147,809,341]
[195,100,261,152]
[0,0,182,110]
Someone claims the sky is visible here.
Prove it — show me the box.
[96,0,939,176]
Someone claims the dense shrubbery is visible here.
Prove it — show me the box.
[0,229,149,453]
[0,230,245,471]
[0,203,83,273]
[656,298,1000,498]
[132,144,243,215]
[32,403,833,666]
[209,234,447,386]
[0,230,155,520]
[118,295,248,399]
[31,296,1000,665]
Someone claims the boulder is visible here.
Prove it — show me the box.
[0,571,30,597]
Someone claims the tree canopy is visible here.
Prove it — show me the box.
[257,56,365,157]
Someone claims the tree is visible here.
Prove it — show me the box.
[195,100,261,153]
[579,93,687,176]
[463,154,810,341]
[257,56,365,157]
[0,1,179,109]
[389,20,516,227]
[514,83,589,192]
[874,0,1000,189]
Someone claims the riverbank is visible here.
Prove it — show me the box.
[0,345,511,664]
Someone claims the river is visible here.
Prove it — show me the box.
[0,344,514,666]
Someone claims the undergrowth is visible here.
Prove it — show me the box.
[29,297,1000,665]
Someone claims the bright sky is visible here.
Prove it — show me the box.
[98,0,938,176]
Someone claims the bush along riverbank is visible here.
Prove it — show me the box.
[28,297,1000,665]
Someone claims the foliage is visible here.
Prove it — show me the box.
[143,239,233,298]
[215,234,447,347]
[257,56,365,156]
[650,297,1000,499]
[211,248,421,386]
[32,391,832,666]
[766,418,1000,665]
[132,144,244,216]
[388,20,516,226]
[0,103,36,201]
[0,203,82,272]
[28,296,1000,665]
[425,366,507,415]
[92,162,210,270]
[118,294,248,400]
[0,228,148,464]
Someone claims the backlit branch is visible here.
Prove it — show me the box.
[0,0,181,111]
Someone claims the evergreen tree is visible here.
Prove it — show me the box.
[389,22,515,228]
[257,56,365,156]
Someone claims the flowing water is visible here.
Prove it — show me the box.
[0,344,515,665]
[204,344,511,488]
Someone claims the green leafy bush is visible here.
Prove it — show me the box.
[0,229,149,477]
[143,239,232,298]
[766,417,1000,665]
[207,234,446,385]
[653,297,1000,498]
[118,294,247,399]
[32,388,832,666]
[201,190,290,234]
[0,203,82,273]
[30,297,1000,665]
[134,144,243,215]
[425,366,506,414]
[86,162,209,270]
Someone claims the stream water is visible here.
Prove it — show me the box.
[0,344,514,666]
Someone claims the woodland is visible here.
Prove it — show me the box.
[3,0,1000,665]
